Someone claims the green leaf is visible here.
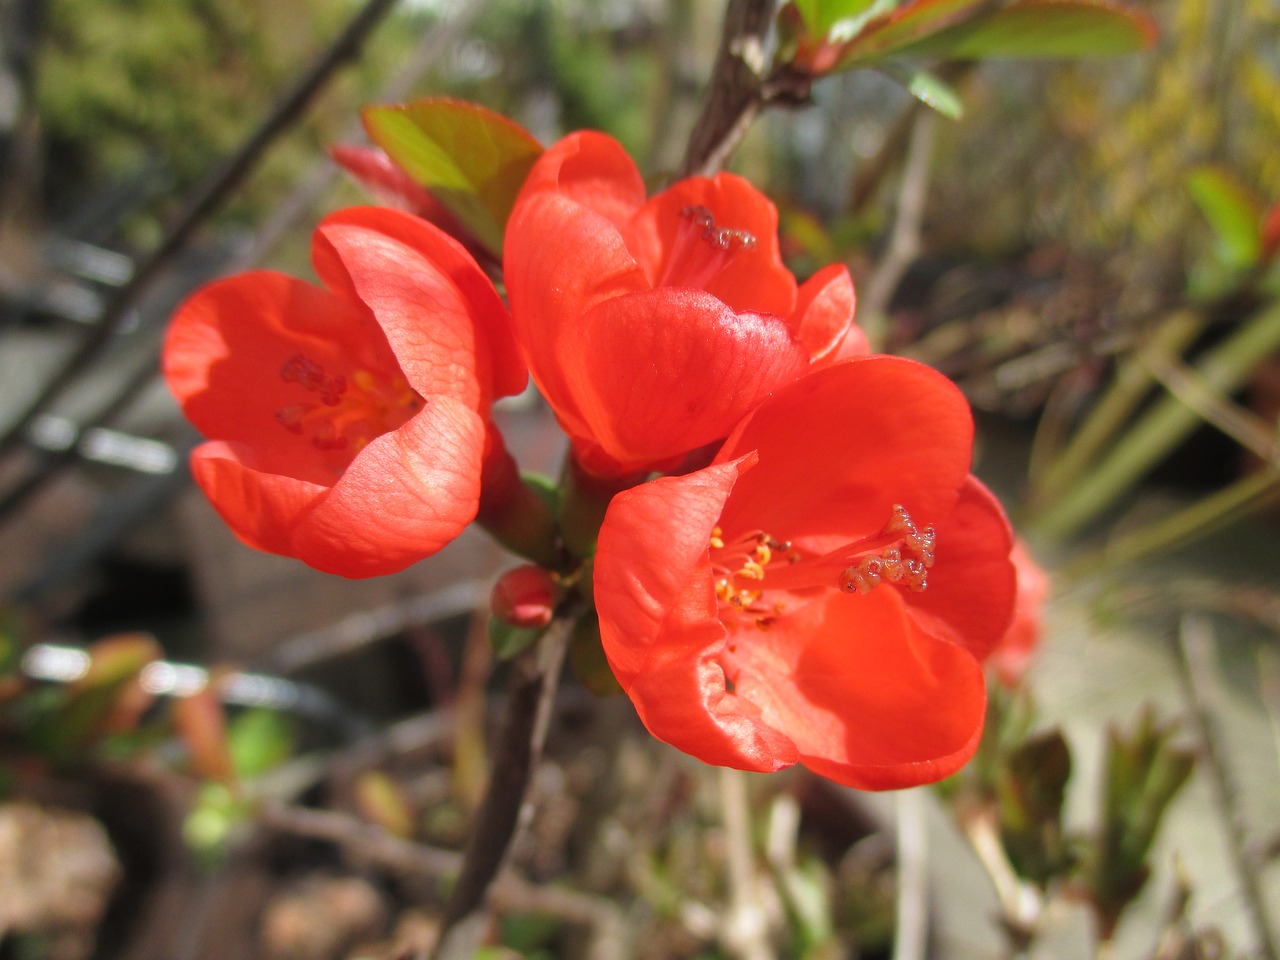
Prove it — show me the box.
[226,708,294,781]
[568,613,623,696]
[904,0,1158,59]
[793,0,890,38]
[489,617,543,660]
[1187,166,1263,270]
[836,0,991,64]
[363,98,543,255]
[906,68,965,117]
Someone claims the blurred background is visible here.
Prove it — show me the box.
[0,1,1278,958]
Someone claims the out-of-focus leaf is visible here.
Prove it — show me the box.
[906,68,965,117]
[226,708,294,781]
[363,98,543,255]
[55,633,161,750]
[353,770,416,839]
[903,0,1158,59]
[997,729,1074,885]
[489,617,543,660]
[1260,199,1280,264]
[1187,166,1263,270]
[835,0,991,64]
[793,0,888,38]
[568,614,623,696]
[1079,709,1195,939]
[172,683,237,785]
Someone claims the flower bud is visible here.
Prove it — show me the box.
[490,565,557,629]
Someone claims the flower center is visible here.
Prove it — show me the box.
[275,352,422,454]
[655,205,757,290]
[710,505,937,630]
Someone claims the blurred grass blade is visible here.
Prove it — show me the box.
[1032,310,1207,506]
[1033,299,1280,540]
[1079,467,1280,574]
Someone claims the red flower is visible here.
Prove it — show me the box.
[163,206,525,577]
[593,357,1016,790]
[988,540,1049,687]
[504,131,866,479]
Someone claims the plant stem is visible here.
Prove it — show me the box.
[429,614,573,960]
[1171,616,1280,960]
[680,0,779,178]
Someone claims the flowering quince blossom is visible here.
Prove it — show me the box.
[989,540,1049,687]
[594,357,1017,790]
[163,206,525,578]
[504,130,868,479]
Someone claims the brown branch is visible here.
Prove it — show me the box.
[429,615,573,960]
[0,0,403,464]
[680,0,779,178]
[260,802,463,879]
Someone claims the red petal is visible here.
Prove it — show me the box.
[504,189,650,444]
[562,289,808,474]
[190,440,327,558]
[907,476,1016,660]
[792,264,865,363]
[716,357,974,547]
[313,207,525,404]
[189,397,484,578]
[513,130,646,228]
[596,459,799,771]
[164,271,396,484]
[726,590,986,790]
[627,173,796,318]
[293,396,485,577]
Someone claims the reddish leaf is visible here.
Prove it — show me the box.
[172,682,238,785]
[835,0,991,64]
[903,0,1158,59]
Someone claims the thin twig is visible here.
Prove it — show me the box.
[859,110,938,347]
[0,0,403,463]
[680,0,779,178]
[0,0,486,530]
[719,767,775,960]
[429,615,574,960]
[892,788,928,960]
[1171,615,1280,960]
[260,802,463,879]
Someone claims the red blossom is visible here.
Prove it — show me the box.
[593,357,1016,790]
[163,206,525,577]
[988,540,1049,686]
[504,131,866,479]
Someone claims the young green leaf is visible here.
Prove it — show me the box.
[793,0,889,38]
[363,98,543,255]
[1187,166,1264,270]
